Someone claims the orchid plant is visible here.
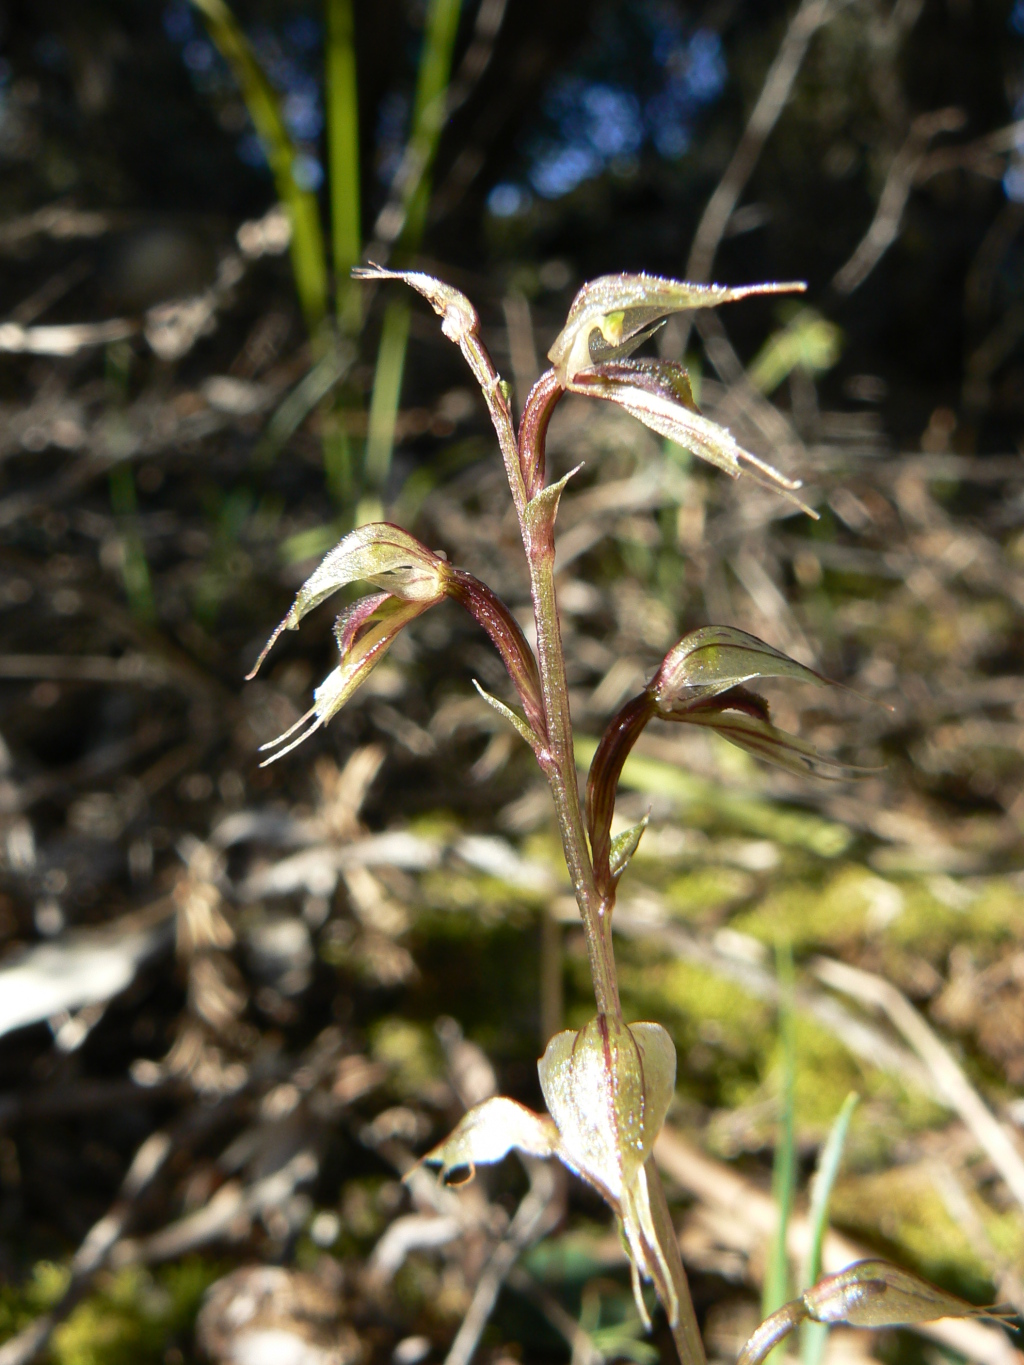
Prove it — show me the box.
[249,268,1003,1363]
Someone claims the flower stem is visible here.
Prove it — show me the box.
[518,374,621,1019]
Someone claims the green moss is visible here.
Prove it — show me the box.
[618,953,770,1109]
[0,1260,222,1365]
[617,935,945,1150]
[368,1017,445,1098]
[730,864,874,950]
[663,866,757,923]
[0,1262,70,1342]
[828,1167,993,1300]
[952,878,1024,942]
[726,858,1024,963]
[418,868,541,920]
[407,810,463,842]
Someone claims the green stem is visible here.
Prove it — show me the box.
[109,463,156,624]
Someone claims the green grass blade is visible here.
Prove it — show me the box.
[800,1091,860,1365]
[763,941,797,1363]
[189,0,328,334]
[364,300,411,493]
[400,0,462,247]
[324,0,361,333]
[254,342,354,468]
[363,0,462,497]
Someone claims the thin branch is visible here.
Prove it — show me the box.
[365,0,510,259]
[685,0,851,288]
[0,318,137,356]
[0,654,169,685]
[667,0,853,473]
[831,112,1024,298]
[505,1267,604,1365]
[831,108,966,295]
[695,311,807,491]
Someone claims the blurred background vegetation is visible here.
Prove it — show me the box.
[1,3,1024,1365]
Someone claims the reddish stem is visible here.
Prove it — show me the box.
[445,567,546,740]
[585,692,656,893]
[518,369,565,499]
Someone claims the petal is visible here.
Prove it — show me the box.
[548,273,806,383]
[574,364,804,499]
[679,707,867,781]
[248,523,446,678]
[538,1016,676,1202]
[421,1096,560,1184]
[258,595,431,763]
[651,626,831,712]
[803,1260,1011,1328]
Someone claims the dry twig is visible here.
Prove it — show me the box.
[831,108,966,295]
[812,956,1024,1214]
[442,1159,562,1365]
[685,0,851,288]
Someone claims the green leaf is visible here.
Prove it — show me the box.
[364,300,413,493]
[538,1017,676,1204]
[324,0,361,333]
[800,1093,860,1365]
[548,273,806,384]
[763,943,797,1365]
[421,1097,559,1184]
[524,464,584,541]
[651,627,831,712]
[608,814,650,882]
[748,309,842,396]
[359,0,463,496]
